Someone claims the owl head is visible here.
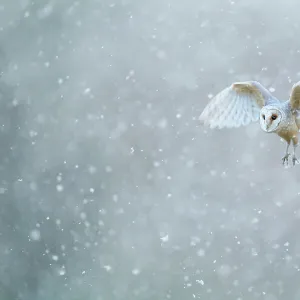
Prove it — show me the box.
[259,105,284,133]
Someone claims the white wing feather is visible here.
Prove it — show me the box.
[199,81,278,129]
[289,81,300,110]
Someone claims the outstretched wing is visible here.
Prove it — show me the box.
[199,81,279,129]
[289,81,300,110]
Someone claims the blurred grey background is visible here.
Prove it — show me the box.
[0,0,300,299]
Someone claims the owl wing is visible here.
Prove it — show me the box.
[289,81,300,110]
[199,81,279,129]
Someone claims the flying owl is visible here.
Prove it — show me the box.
[199,81,300,166]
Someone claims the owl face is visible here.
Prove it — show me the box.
[259,106,282,133]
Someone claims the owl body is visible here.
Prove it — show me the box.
[199,81,300,165]
[270,101,299,144]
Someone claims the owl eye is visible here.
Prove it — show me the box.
[271,115,277,120]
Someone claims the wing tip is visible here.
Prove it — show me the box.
[292,81,300,89]
[199,114,215,128]
[231,81,253,93]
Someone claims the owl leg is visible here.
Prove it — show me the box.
[282,142,290,165]
[292,140,299,166]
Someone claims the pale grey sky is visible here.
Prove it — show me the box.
[0,0,300,299]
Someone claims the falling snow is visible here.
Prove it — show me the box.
[0,0,299,299]
[30,229,41,241]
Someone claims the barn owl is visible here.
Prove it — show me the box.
[199,81,300,166]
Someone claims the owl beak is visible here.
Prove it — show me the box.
[265,120,272,131]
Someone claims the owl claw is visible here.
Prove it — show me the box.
[292,155,299,166]
[282,153,290,165]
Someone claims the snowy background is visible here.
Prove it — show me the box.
[1,0,300,299]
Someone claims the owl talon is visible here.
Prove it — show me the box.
[292,156,299,166]
[282,153,290,165]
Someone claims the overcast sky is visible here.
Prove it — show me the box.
[1,0,300,299]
